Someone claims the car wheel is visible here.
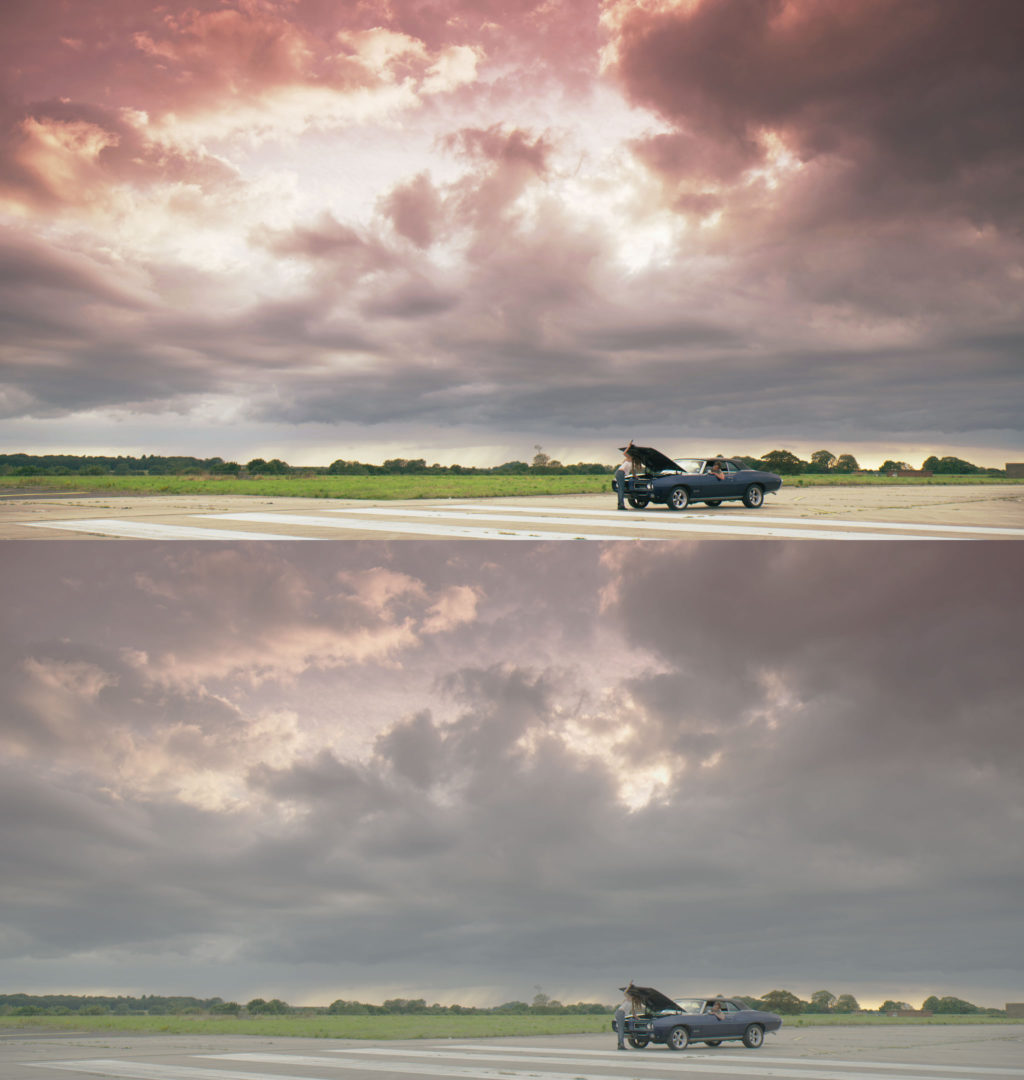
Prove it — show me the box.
[667,1026,690,1051]
[705,1040,722,1047]
[627,1035,650,1049]
[742,1024,764,1049]
[627,495,650,509]
[704,500,722,508]
[742,484,764,508]
[667,486,690,511]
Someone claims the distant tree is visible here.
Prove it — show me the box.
[327,459,370,474]
[384,998,427,1013]
[930,995,980,1014]
[495,1001,530,1013]
[808,990,836,1013]
[833,453,859,473]
[833,994,860,1013]
[759,450,808,475]
[809,450,837,473]
[759,989,807,1015]
[210,1001,241,1014]
[246,459,267,473]
[879,460,911,474]
[879,1000,911,1013]
[327,999,370,1014]
[931,456,981,475]
[531,447,550,467]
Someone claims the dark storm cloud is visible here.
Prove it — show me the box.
[615,0,1024,219]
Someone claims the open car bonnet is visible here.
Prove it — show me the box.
[620,445,682,474]
[622,985,682,1014]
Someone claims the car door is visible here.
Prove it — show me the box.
[718,461,746,498]
[720,1001,751,1037]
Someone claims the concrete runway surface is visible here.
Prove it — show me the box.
[4,1026,1024,1080]
[2,485,1023,541]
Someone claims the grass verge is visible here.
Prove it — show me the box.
[0,474,1019,500]
[0,1013,1017,1039]
[0,1014,612,1039]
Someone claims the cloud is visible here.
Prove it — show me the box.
[1,0,1021,470]
[0,544,1021,1001]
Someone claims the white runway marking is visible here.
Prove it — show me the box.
[444,1044,1024,1074]
[29,1044,1024,1080]
[205,510,930,541]
[206,1050,989,1080]
[199,512,635,541]
[318,505,947,540]
[20,501,1018,540]
[22,520,316,540]
[28,1063,307,1080]
[444,505,1024,537]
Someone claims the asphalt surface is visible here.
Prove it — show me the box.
[4,1026,1024,1080]
[1,486,1023,540]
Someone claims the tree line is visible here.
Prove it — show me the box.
[0,990,1007,1018]
[0,449,1006,478]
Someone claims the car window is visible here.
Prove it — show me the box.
[673,999,703,1014]
[673,459,702,474]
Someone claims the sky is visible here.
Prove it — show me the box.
[2,540,1022,1008]
[1,0,1022,469]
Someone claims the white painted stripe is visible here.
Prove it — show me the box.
[442,505,1024,537]
[23,520,316,541]
[28,1062,315,1080]
[211,1049,993,1080]
[444,1045,1024,1075]
[200,513,637,541]
[321,506,943,540]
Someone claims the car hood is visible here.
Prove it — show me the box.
[621,985,682,1015]
[620,446,681,474]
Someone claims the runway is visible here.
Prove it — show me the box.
[9,494,1024,541]
[10,1028,1024,1080]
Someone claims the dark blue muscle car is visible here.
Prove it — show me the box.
[614,986,782,1050]
[614,447,782,511]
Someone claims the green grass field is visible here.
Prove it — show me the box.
[0,473,1017,500]
[0,1012,1016,1039]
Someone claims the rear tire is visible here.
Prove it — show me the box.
[667,1026,690,1051]
[667,486,690,511]
[742,1024,764,1049]
[704,500,722,508]
[705,1040,722,1047]
[742,484,764,509]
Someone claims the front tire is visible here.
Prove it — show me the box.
[742,1024,764,1049]
[667,1026,690,1051]
[627,1035,649,1049]
[705,1040,722,1047]
[704,500,722,508]
[742,484,764,509]
[627,495,650,509]
[667,486,690,511]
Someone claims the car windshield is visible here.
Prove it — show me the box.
[671,459,703,474]
[671,999,704,1014]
